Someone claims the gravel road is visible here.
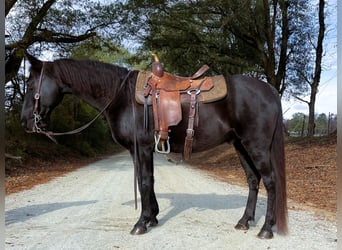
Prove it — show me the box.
[5,151,337,250]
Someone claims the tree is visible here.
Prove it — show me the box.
[285,112,337,137]
[5,0,126,83]
[5,0,128,157]
[289,0,326,137]
[6,0,88,82]
[306,0,325,137]
[69,37,149,70]
[286,112,308,136]
[119,0,296,94]
[223,0,291,94]
[315,113,327,135]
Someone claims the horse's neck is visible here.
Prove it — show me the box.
[59,79,107,112]
[57,60,131,111]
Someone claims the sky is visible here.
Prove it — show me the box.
[281,0,337,119]
[282,68,337,119]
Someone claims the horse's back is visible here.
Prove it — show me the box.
[228,74,281,110]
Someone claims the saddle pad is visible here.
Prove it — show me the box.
[135,71,227,104]
[199,75,227,103]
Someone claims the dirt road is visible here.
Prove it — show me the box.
[5,152,337,249]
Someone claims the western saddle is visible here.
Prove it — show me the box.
[135,53,227,160]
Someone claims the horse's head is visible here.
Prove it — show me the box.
[21,53,64,133]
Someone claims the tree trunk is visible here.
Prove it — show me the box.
[307,0,325,137]
[5,0,18,16]
[259,0,289,95]
[307,90,316,137]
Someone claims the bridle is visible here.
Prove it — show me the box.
[32,62,45,133]
[31,61,59,142]
[31,62,132,143]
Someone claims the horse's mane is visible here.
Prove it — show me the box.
[47,59,132,97]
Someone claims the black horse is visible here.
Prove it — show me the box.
[21,54,287,239]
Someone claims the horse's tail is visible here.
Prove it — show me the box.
[271,110,288,235]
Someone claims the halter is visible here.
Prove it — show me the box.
[31,63,132,143]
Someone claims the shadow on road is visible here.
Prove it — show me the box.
[123,192,267,226]
[5,200,98,225]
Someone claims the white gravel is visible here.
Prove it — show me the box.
[5,151,337,250]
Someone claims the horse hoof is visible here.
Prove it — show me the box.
[257,230,273,239]
[130,225,147,235]
[235,223,249,231]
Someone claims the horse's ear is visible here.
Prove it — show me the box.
[25,52,43,71]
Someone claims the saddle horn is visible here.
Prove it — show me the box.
[151,52,164,77]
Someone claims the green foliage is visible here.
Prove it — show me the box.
[5,95,117,160]
[315,113,328,130]
[49,95,115,156]
[285,112,332,136]
[286,113,308,135]
[5,0,331,160]
[127,0,261,76]
[119,0,293,84]
[70,37,150,70]
[5,103,26,139]
[5,103,30,158]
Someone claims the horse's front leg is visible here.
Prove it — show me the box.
[129,146,159,235]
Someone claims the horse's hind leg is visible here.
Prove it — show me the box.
[241,143,276,239]
[257,167,276,239]
[233,141,261,231]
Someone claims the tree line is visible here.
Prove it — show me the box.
[284,112,337,137]
[5,0,336,158]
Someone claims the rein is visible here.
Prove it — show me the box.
[32,63,132,143]
[129,83,139,210]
